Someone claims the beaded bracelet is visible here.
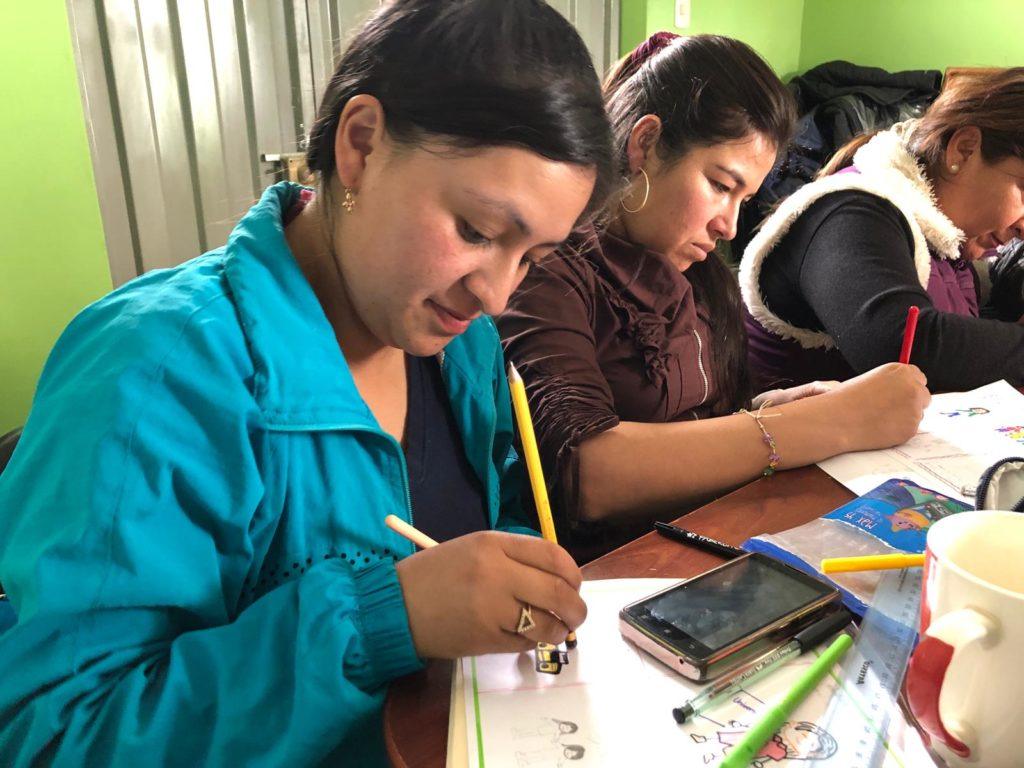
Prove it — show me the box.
[738,405,781,477]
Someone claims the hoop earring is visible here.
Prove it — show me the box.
[342,187,356,212]
[620,168,650,214]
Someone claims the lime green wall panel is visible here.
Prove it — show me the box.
[800,0,1024,73]
[0,5,112,433]
[619,0,649,60]
[639,0,805,78]
[623,1,1021,81]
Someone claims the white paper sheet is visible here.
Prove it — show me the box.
[819,380,1024,503]
[452,579,930,767]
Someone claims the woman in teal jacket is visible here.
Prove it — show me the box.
[0,2,614,765]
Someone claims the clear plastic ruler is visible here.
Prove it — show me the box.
[808,567,923,768]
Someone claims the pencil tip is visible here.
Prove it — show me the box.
[507,361,521,382]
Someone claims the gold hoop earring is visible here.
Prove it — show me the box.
[620,168,650,214]
[342,187,356,212]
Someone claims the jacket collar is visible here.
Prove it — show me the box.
[589,229,693,317]
[224,182,491,430]
[223,183,373,428]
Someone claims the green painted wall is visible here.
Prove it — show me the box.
[622,1,1022,81]
[0,5,111,434]
[4,1,1017,436]
[621,0,805,79]
[799,0,1024,73]
[618,0,648,64]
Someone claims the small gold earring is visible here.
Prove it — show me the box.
[342,187,356,212]
[950,163,961,174]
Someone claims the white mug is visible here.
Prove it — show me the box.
[905,510,1024,767]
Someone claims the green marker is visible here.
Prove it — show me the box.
[718,633,853,768]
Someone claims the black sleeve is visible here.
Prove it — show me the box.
[987,240,1024,322]
[764,191,1024,390]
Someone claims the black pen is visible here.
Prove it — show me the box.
[654,521,746,559]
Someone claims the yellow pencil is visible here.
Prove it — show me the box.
[820,553,925,574]
[507,362,577,648]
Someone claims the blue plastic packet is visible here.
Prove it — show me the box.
[743,478,971,617]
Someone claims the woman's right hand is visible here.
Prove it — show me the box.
[827,362,930,450]
[395,530,587,659]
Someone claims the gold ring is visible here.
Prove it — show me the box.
[516,604,536,634]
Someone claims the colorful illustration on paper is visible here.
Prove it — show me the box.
[997,425,1024,446]
[940,407,989,418]
[687,691,839,766]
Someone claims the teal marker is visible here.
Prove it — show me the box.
[719,633,853,768]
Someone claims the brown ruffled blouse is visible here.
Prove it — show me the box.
[498,229,721,561]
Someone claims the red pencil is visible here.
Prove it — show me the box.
[899,305,920,364]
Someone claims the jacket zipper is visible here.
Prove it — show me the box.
[333,424,416,556]
[328,348,491,557]
[975,456,1024,511]
[692,328,709,406]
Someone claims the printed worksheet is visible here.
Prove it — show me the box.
[819,380,1024,502]
[450,580,931,768]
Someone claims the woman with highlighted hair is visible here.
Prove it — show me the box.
[741,68,1024,393]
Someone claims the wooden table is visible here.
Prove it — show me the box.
[384,466,854,768]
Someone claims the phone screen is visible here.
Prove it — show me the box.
[633,555,832,653]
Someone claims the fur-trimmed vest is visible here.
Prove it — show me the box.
[738,123,974,387]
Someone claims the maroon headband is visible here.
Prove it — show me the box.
[627,31,680,72]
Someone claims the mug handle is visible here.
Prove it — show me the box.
[906,607,997,760]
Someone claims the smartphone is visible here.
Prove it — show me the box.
[619,552,840,681]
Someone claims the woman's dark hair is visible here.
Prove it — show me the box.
[603,34,798,412]
[603,34,796,175]
[822,67,1024,178]
[306,0,615,221]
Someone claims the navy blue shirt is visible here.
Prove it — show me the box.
[404,355,490,542]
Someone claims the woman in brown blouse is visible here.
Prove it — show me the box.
[498,33,931,562]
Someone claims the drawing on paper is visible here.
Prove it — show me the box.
[940,407,989,418]
[460,579,933,768]
[819,381,1024,502]
[513,744,586,766]
[997,425,1024,445]
[512,717,579,743]
[512,717,590,766]
[690,716,838,766]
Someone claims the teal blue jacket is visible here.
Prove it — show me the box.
[0,183,531,766]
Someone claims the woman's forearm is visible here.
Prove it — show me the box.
[576,396,851,521]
